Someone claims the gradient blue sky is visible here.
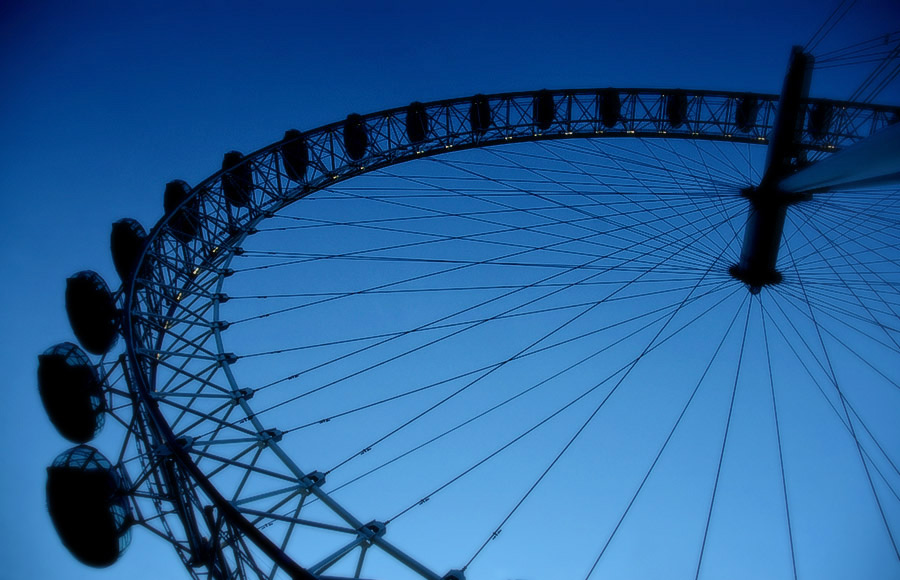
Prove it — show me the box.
[1,1,898,579]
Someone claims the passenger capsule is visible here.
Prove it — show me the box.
[110,219,147,285]
[38,343,106,443]
[735,94,759,132]
[666,91,688,128]
[221,151,253,207]
[600,89,621,128]
[807,102,833,141]
[66,271,118,355]
[533,90,555,131]
[164,180,200,243]
[469,94,491,134]
[281,129,309,182]
[46,446,132,567]
[343,114,368,161]
[406,101,429,144]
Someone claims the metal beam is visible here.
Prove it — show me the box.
[730,46,813,291]
[120,82,898,580]
[779,122,900,192]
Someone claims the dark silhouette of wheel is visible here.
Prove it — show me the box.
[39,70,900,580]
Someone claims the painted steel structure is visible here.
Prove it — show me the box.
[40,83,899,579]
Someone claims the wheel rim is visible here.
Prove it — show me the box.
[118,89,900,579]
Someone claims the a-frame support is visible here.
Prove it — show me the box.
[779,121,900,192]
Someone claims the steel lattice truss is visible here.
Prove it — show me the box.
[91,88,900,579]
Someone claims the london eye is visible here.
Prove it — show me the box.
[25,4,900,580]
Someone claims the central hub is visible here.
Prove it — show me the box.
[729,186,809,293]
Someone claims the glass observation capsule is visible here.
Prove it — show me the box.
[110,218,148,285]
[222,151,253,207]
[343,114,369,161]
[533,89,555,131]
[808,102,833,140]
[163,179,201,243]
[46,446,132,567]
[65,271,118,355]
[406,101,429,144]
[37,342,106,443]
[666,90,689,128]
[599,88,621,128]
[735,94,760,132]
[469,93,491,134]
[281,129,309,182]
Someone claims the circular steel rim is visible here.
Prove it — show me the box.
[120,88,900,578]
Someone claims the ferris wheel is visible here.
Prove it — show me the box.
[38,45,900,579]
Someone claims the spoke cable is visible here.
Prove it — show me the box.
[693,299,753,580]
[584,292,749,579]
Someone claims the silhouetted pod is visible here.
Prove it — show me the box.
[164,180,200,243]
[221,151,253,207]
[46,446,132,567]
[343,114,369,161]
[281,129,309,182]
[533,90,555,131]
[469,94,492,134]
[666,91,688,128]
[38,343,106,443]
[66,271,118,355]
[807,102,833,141]
[110,219,147,285]
[406,101,429,144]
[599,89,621,128]
[735,94,759,132]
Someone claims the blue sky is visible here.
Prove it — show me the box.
[1,1,899,579]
